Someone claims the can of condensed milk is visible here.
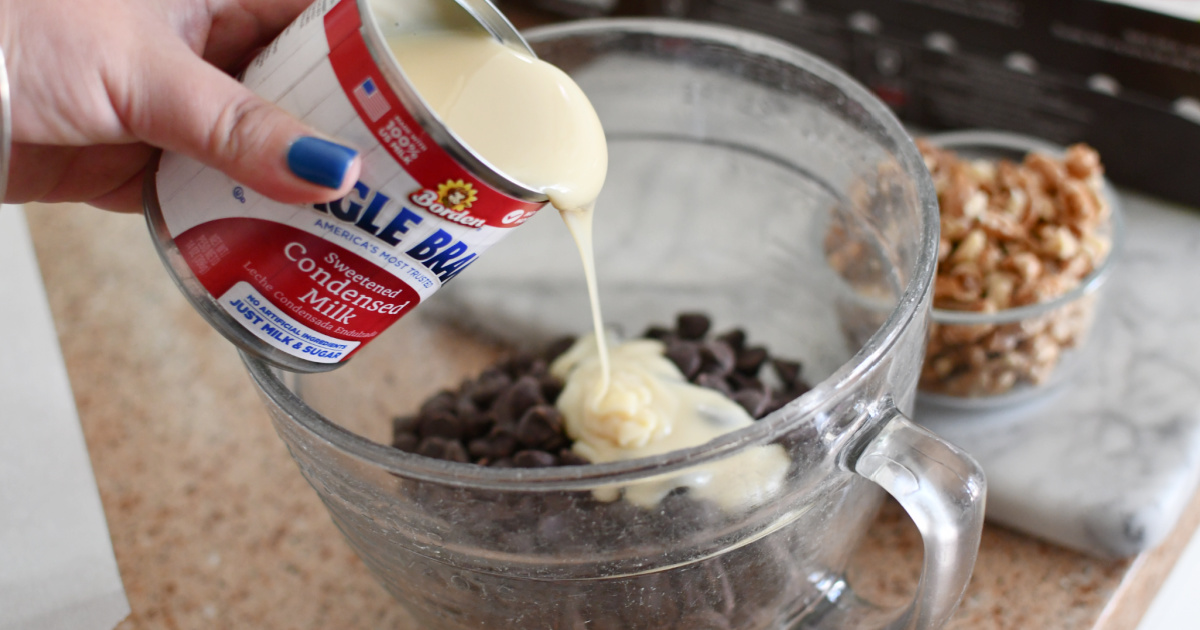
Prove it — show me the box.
[144,0,548,372]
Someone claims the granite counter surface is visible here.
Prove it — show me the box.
[22,203,1200,629]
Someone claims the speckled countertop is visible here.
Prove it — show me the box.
[22,201,1200,630]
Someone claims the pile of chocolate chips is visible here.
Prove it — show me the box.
[390,312,812,467]
[383,314,818,629]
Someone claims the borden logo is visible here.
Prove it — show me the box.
[437,179,477,211]
[409,182,485,228]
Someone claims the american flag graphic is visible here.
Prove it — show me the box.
[353,78,391,122]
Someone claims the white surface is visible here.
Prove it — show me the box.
[1137,526,1200,630]
[919,191,1200,559]
[1100,0,1200,20]
[0,206,130,629]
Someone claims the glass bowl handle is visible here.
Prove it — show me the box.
[850,406,987,630]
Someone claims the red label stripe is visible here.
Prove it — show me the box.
[322,1,543,228]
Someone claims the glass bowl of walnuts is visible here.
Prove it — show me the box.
[916,130,1123,408]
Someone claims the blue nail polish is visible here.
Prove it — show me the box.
[287,137,358,189]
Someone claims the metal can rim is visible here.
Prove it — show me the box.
[356,0,549,205]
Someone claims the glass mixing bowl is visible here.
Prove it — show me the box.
[244,18,985,630]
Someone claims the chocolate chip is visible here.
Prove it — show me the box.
[473,425,519,460]
[466,436,489,460]
[621,573,677,628]
[541,431,568,453]
[726,371,764,393]
[659,489,712,531]
[391,432,419,453]
[416,436,451,459]
[772,358,802,388]
[499,353,538,379]
[704,561,737,618]
[538,374,564,402]
[643,325,674,341]
[460,406,494,441]
[516,405,564,448]
[558,449,589,466]
[418,411,463,440]
[453,395,491,437]
[492,375,544,424]
[665,340,702,379]
[734,346,768,375]
[716,328,746,351]
[676,313,711,340]
[419,390,457,417]
[513,450,558,468]
[488,391,517,426]
[469,369,511,407]
[732,389,768,418]
[442,440,469,463]
[392,415,418,434]
[543,336,577,362]
[695,372,733,398]
[700,340,736,376]
[536,512,571,544]
[454,394,477,417]
[497,354,525,378]
[675,577,712,626]
[763,391,795,416]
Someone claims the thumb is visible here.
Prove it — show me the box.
[126,42,361,204]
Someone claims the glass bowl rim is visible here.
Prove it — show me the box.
[922,129,1124,327]
[241,17,941,490]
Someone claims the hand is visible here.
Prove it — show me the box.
[0,0,362,212]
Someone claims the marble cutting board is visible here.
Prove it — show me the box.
[917,190,1200,559]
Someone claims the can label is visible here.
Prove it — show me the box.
[155,0,544,364]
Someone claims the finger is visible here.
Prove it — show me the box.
[88,163,157,213]
[212,0,318,33]
[5,144,76,203]
[201,0,320,69]
[6,142,156,207]
[117,41,361,205]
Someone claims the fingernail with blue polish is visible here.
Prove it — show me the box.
[288,137,358,189]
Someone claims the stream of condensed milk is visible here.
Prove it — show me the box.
[389,32,789,511]
[388,32,612,387]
